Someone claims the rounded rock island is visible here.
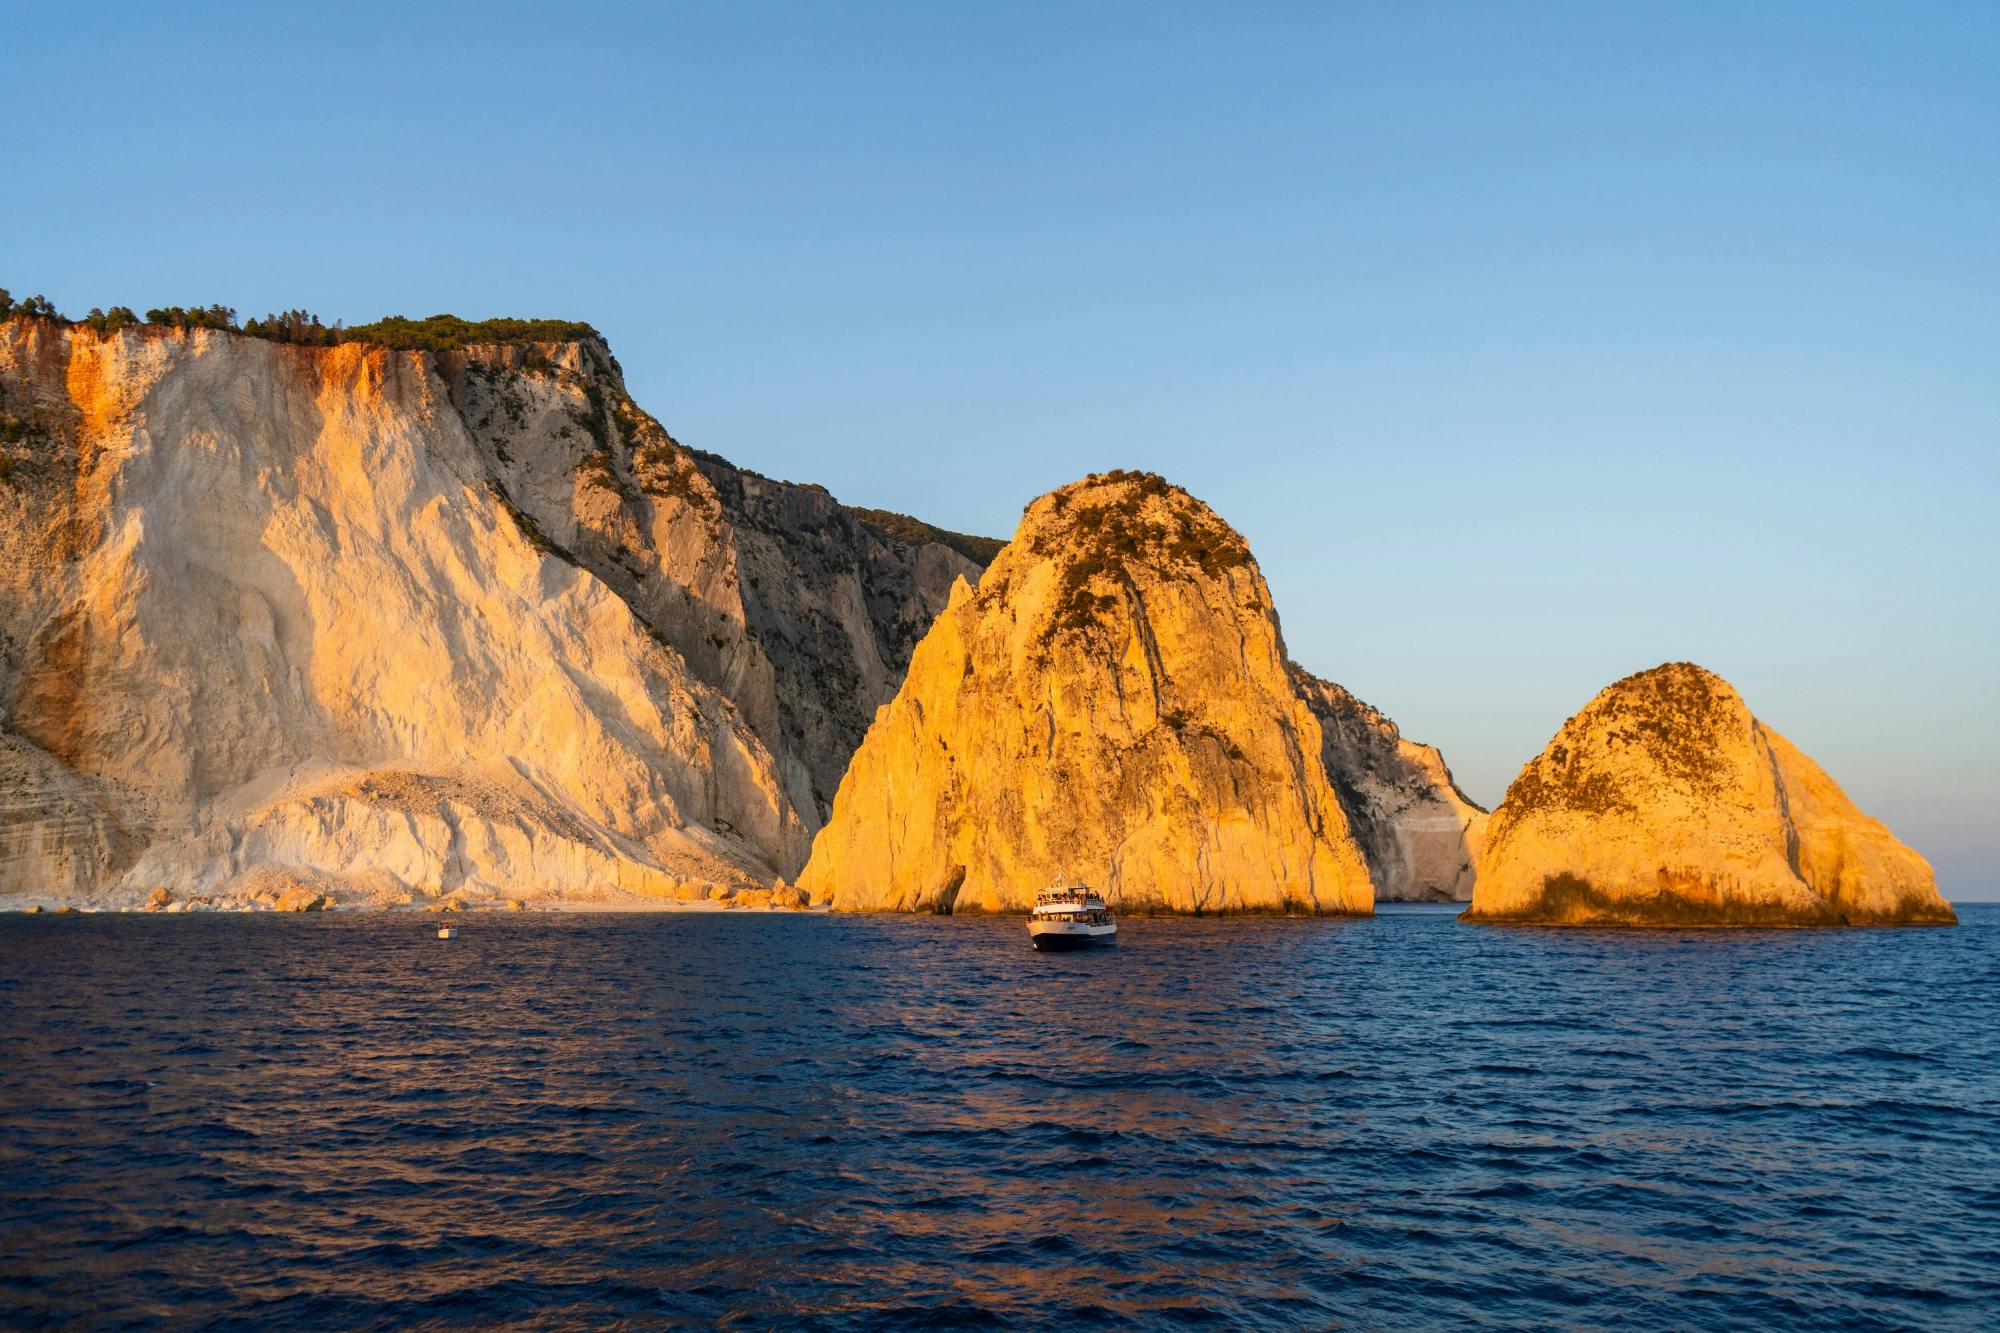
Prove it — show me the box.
[1466,662,1955,927]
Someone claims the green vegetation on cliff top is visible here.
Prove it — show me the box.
[1036,470,1256,637]
[846,507,1005,566]
[1491,661,1734,835]
[2,288,599,351]
[340,314,601,351]
[7,286,1005,566]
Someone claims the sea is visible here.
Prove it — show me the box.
[1,904,1995,1330]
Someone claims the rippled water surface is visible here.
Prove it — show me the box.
[2,905,1996,1329]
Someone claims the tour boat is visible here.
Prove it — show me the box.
[1028,883,1117,951]
[437,925,458,939]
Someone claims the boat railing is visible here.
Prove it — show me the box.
[1035,885,1106,907]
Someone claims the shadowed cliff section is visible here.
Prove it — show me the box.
[432,339,986,825]
[0,312,987,908]
[799,471,1382,915]
[1467,662,1955,927]
[1290,668,1487,902]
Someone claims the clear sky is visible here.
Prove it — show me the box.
[9,3,1996,895]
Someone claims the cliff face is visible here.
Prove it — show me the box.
[1467,662,1954,926]
[433,339,980,826]
[797,472,1376,915]
[1291,669,1487,902]
[0,318,976,907]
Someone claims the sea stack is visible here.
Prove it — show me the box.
[1466,662,1954,926]
[798,471,1376,914]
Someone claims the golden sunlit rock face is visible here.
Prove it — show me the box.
[798,472,1380,914]
[0,318,975,908]
[1467,662,1955,927]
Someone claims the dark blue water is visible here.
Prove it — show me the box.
[2,905,1996,1330]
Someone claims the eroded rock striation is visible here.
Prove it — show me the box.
[1466,662,1954,926]
[798,471,1388,914]
[1291,669,1487,902]
[435,339,982,826]
[0,315,979,908]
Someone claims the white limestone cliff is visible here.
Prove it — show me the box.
[0,316,976,909]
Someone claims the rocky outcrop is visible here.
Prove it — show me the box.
[1466,662,1954,926]
[0,315,979,909]
[1291,669,1487,901]
[798,472,1376,915]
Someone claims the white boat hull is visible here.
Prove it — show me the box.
[1028,919,1117,951]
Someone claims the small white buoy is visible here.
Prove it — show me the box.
[437,925,457,939]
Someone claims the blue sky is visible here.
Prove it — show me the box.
[8,2,1996,895]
